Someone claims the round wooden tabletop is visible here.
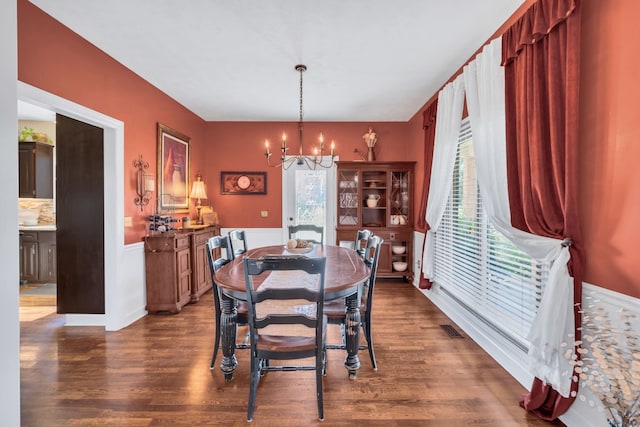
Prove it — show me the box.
[214,244,370,300]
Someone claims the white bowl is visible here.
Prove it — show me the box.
[393,261,408,272]
[284,244,314,254]
[391,245,405,255]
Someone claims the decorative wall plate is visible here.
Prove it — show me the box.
[220,171,267,195]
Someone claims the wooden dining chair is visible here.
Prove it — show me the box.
[243,255,327,422]
[206,235,249,370]
[325,235,383,370]
[228,229,248,258]
[288,224,324,244]
[355,229,372,258]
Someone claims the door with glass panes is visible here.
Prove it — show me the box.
[282,158,336,245]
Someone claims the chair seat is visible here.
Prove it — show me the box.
[258,334,317,352]
[323,295,366,318]
[257,318,327,352]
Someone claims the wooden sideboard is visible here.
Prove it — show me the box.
[144,225,220,314]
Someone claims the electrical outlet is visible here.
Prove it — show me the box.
[124,216,133,227]
[260,210,269,218]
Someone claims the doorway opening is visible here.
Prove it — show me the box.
[18,81,127,330]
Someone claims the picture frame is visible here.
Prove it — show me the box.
[220,171,267,195]
[157,123,190,213]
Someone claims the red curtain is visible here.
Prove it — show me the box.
[417,101,438,290]
[502,0,584,420]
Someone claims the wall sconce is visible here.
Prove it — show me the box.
[190,173,208,224]
[133,154,155,211]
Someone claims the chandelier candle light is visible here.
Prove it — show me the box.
[264,64,336,169]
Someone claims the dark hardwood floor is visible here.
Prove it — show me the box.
[20,279,564,426]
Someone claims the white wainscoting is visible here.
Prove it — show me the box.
[66,241,148,331]
[412,230,639,427]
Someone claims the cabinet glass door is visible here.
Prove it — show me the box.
[337,169,359,226]
[389,170,410,226]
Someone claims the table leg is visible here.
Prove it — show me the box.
[344,290,361,379]
[220,293,238,381]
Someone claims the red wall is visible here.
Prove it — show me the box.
[17,0,640,297]
[203,121,411,228]
[578,0,640,297]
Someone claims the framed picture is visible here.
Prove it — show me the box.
[221,171,267,195]
[157,123,190,213]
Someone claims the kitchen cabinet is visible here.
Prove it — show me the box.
[336,161,415,282]
[19,231,39,283]
[39,231,57,282]
[144,225,220,313]
[19,230,56,283]
[19,142,54,198]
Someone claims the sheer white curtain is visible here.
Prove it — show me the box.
[421,76,465,280]
[462,37,574,397]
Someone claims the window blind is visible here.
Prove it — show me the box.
[433,120,549,349]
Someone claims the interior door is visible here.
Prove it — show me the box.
[282,157,337,245]
[56,114,105,314]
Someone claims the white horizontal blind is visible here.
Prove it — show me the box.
[433,120,549,349]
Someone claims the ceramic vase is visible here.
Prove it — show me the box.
[367,147,375,162]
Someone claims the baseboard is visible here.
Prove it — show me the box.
[108,307,147,331]
[64,314,106,327]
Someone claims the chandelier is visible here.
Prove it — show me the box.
[264,64,336,169]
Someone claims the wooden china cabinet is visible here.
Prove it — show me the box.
[335,161,416,282]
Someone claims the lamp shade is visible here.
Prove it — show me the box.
[190,176,207,199]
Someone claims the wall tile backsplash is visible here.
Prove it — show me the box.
[18,198,55,224]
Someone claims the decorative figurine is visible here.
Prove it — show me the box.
[354,127,378,161]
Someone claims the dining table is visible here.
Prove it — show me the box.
[213,243,370,380]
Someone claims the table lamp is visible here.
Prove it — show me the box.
[190,173,208,225]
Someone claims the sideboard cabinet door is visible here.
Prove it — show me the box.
[144,233,192,313]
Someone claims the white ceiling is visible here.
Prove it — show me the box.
[25,0,524,122]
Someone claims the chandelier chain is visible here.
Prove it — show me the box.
[299,65,304,124]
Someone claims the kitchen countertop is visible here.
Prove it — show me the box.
[19,224,57,231]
